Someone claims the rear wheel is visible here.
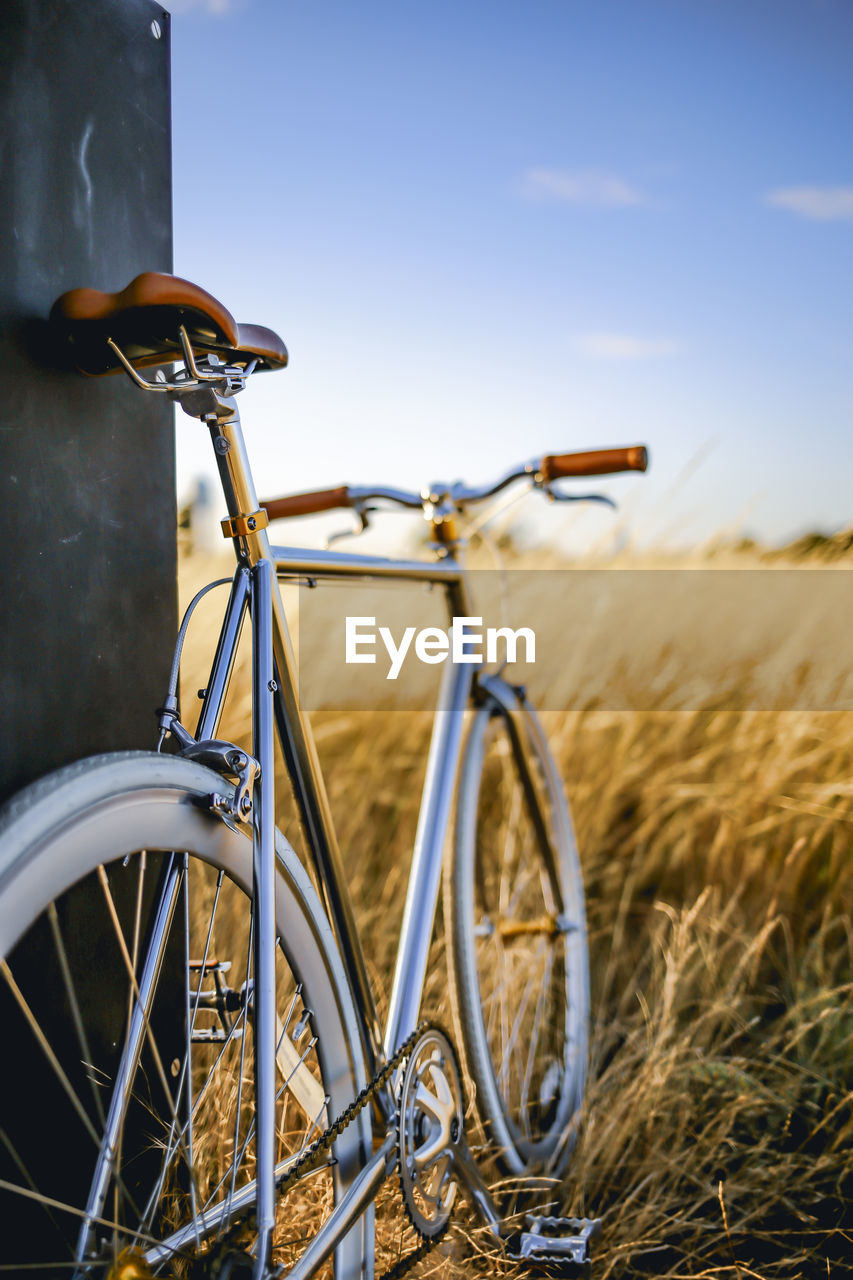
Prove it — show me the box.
[445,692,589,1177]
[0,752,372,1278]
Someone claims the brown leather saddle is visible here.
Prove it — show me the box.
[51,272,289,375]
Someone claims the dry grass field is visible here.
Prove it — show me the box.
[178,532,853,1279]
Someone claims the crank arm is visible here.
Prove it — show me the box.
[447,1135,600,1264]
[444,1138,503,1238]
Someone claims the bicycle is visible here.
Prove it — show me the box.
[0,272,648,1279]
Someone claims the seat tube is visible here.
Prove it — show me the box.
[208,403,388,1087]
[251,557,277,1275]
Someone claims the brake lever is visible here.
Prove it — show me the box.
[540,483,617,509]
[325,504,372,548]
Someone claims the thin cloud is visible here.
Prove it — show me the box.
[575,332,681,361]
[765,186,853,221]
[522,168,646,208]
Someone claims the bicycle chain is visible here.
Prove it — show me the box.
[270,1020,450,1280]
[379,1222,449,1280]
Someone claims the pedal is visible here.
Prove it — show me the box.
[188,959,244,1044]
[189,1027,236,1044]
[509,1214,601,1266]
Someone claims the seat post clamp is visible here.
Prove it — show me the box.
[221,508,270,539]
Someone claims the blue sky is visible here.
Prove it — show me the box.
[168,0,853,548]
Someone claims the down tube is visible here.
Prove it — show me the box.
[383,658,474,1058]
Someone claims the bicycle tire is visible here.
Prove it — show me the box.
[445,692,589,1177]
[0,751,373,1279]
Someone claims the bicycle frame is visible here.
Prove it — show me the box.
[71,384,519,1277]
[192,399,505,1272]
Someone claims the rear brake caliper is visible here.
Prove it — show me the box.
[160,708,260,825]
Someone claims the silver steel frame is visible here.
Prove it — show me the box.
[84,389,520,1278]
[194,401,505,1276]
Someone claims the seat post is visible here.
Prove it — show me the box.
[204,400,265,559]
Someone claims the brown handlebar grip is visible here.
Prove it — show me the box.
[261,485,352,520]
[540,445,648,481]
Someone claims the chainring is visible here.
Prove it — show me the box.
[396,1026,465,1240]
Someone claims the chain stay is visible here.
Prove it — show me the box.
[271,1022,450,1280]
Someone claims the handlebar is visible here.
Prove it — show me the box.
[541,445,648,481]
[262,485,355,521]
[259,445,649,521]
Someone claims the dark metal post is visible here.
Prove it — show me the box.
[0,0,175,802]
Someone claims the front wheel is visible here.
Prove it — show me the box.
[0,751,373,1278]
[445,689,589,1177]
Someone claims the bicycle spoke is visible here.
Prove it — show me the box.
[112,849,148,1254]
[137,867,226,1238]
[0,1177,197,1264]
[95,864,198,1182]
[151,1139,337,1266]
[0,755,372,1274]
[191,1003,249,1115]
[198,1071,329,1222]
[46,904,107,1131]
[276,1033,320,1112]
[136,998,251,1240]
[0,960,102,1152]
[138,871,251,1245]
[130,851,147,986]
[189,870,225,1036]
[484,938,500,1046]
[2,950,156,1248]
[499,793,524,916]
[498,933,510,1094]
[505,859,540,923]
[213,1029,324,1192]
[520,939,552,1137]
[201,1126,255,1217]
[88,858,221,1265]
[497,787,522,919]
[499,936,544,1097]
[182,856,202,1253]
[220,914,254,1241]
[0,1129,72,1261]
[0,1264,83,1271]
[96,866,179,1117]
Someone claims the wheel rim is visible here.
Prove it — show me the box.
[454,705,588,1174]
[0,758,370,1278]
